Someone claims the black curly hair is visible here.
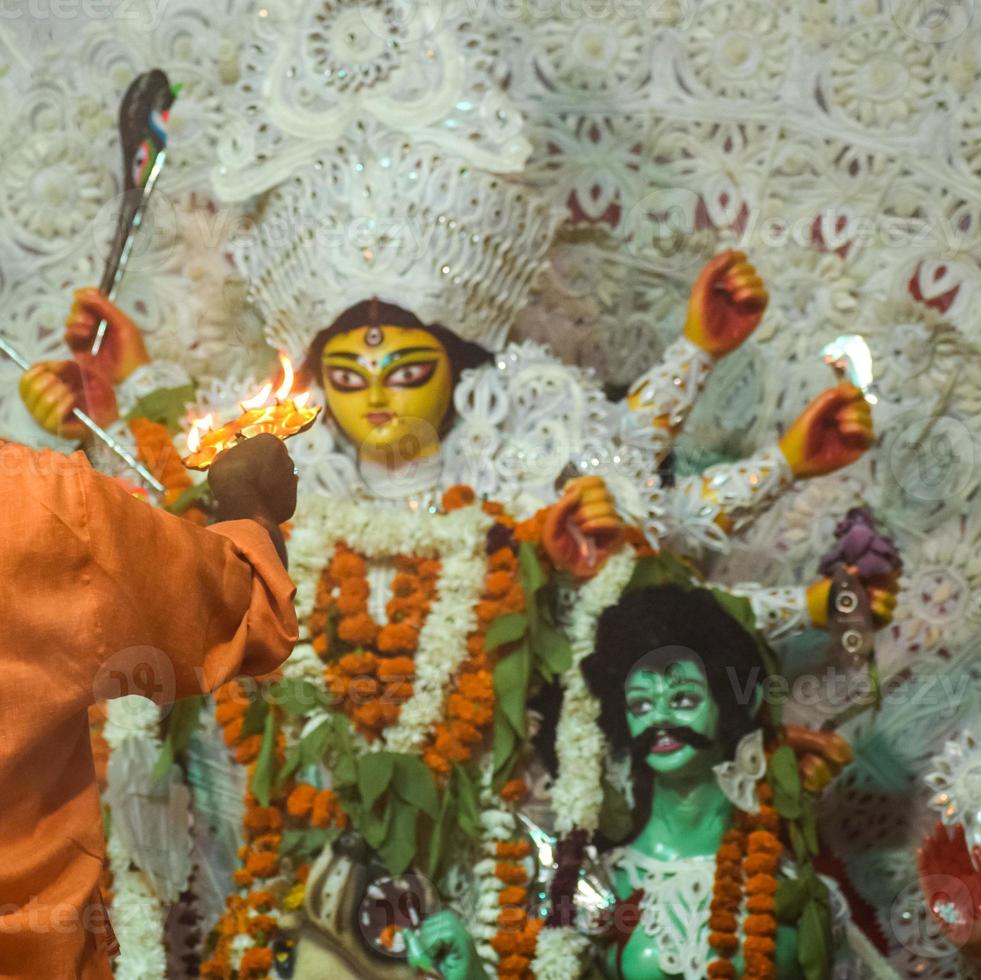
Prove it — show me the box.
[581,585,767,760]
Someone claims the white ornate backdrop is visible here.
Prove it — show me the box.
[2,1,980,977]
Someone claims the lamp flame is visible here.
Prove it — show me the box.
[241,383,273,411]
[294,391,311,409]
[275,352,295,401]
[187,414,214,454]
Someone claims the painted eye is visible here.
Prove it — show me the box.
[627,698,653,717]
[387,361,437,388]
[326,367,368,392]
[670,692,700,710]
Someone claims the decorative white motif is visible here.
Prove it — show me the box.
[115,360,192,418]
[614,849,716,980]
[670,445,795,553]
[714,728,766,813]
[619,336,716,464]
[924,733,981,870]
[531,925,591,980]
[551,548,637,834]
[733,584,810,643]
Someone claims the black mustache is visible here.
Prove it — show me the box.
[630,724,715,758]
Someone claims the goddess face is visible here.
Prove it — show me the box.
[624,659,723,779]
[320,324,453,464]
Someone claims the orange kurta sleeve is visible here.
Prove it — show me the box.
[0,442,298,979]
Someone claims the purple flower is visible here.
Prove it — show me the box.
[819,507,901,580]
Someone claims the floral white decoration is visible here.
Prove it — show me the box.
[713,728,766,813]
[552,548,638,834]
[924,731,981,869]
[287,494,493,754]
[531,925,591,980]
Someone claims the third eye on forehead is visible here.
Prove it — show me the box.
[324,347,441,371]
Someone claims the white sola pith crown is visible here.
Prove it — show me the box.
[229,137,566,360]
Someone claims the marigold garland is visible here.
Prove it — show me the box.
[490,837,541,980]
[202,685,347,978]
[707,781,782,980]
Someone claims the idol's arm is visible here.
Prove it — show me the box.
[619,250,769,468]
[668,384,875,552]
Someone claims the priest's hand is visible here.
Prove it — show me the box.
[209,434,298,564]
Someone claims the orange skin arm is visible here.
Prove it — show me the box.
[64,288,150,386]
[785,725,854,794]
[541,476,625,579]
[779,383,874,480]
[683,249,769,358]
[19,289,148,442]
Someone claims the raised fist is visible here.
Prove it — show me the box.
[542,475,625,579]
[19,359,117,442]
[407,910,485,980]
[779,383,874,480]
[806,570,899,629]
[685,249,769,357]
[65,288,149,386]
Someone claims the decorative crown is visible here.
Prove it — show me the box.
[212,0,564,356]
[228,136,564,360]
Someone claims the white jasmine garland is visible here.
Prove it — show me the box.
[286,495,493,753]
[552,549,637,834]
[531,925,591,980]
[105,698,168,980]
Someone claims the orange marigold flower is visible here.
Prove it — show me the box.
[744,853,780,876]
[416,559,442,581]
[352,701,385,733]
[287,784,317,819]
[247,914,279,937]
[336,593,367,616]
[239,946,273,976]
[215,700,247,726]
[489,547,517,571]
[378,623,419,654]
[424,750,451,776]
[482,500,506,517]
[339,576,370,599]
[743,936,776,955]
[442,484,476,511]
[501,585,526,613]
[747,830,782,855]
[498,886,527,907]
[745,874,779,896]
[709,911,738,933]
[200,958,231,979]
[295,863,311,883]
[244,807,283,836]
[713,879,742,904]
[746,894,775,914]
[235,735,263,765]
[338,652,378,676]
[312,633,330,657]
[332,551,366,577]
[347,675,380,703]
[495,863,529,886]
[500,779,529,803]
[378,701,404,726]
[744,914,777,937]
[246,851,279,878]
[707,962,736,979]
[338,612,377,646]
[451,720,483,746]
[248,891,275,910]
[496,841,533,860]
[484,571,513,598]
[491,931,520,954]
[476,600,501,625]
[311,790,336,829]
[458,672,493,700]
[709,931,740,954]
[496,907,526,931]
[378,657,416,679]
[499,955,531,974]
[222,717,245,747]
[232,869,253,888]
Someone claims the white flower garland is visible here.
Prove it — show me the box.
[287,494,493,754]
[551,549,637,834]
[531,925,591,980]
[104,696,168,980]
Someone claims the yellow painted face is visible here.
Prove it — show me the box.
[320,325,453,465]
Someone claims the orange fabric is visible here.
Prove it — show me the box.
[0,442,298,979]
